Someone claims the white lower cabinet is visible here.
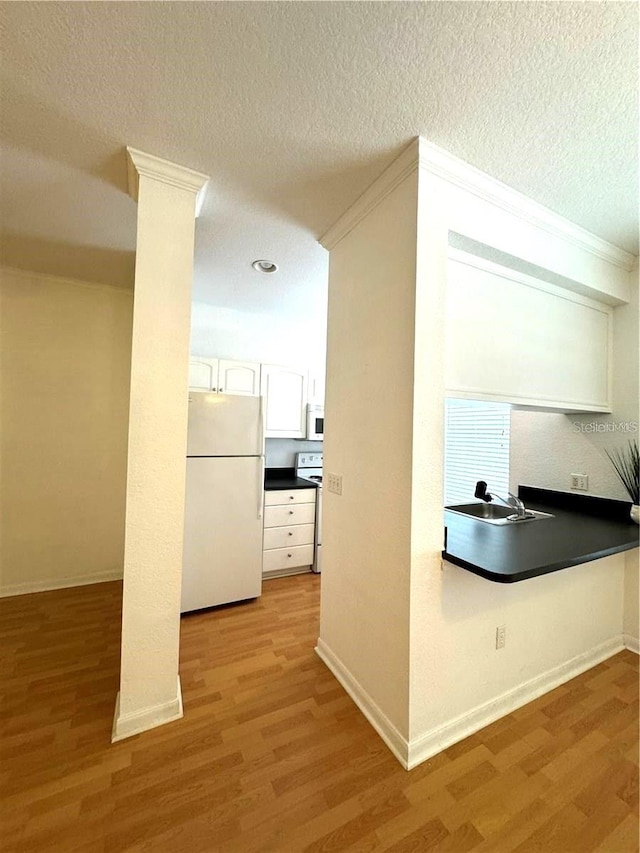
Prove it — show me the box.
[263,489,316,578]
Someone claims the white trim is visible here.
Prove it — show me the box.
[415,138,634,270]
[444,387,611,414]
[0,265,134,295]
[320,141,419,250]
[320,136,635,272]
[448,249,616,314]
[315,638,410,768]
[126,147,209,217]
[316,635,625,771]
[111,677,183,742]
[624,634,640,655]
[406,636,623,770]
[0,570,123,598]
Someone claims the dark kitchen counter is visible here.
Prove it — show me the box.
[264,467,319,491]
[443,487,639,583]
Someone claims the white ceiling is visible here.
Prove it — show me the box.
[1,1,637,323]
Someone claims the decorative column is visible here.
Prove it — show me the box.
[112,148,208,742]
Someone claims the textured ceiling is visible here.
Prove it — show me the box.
[0,1,637,317]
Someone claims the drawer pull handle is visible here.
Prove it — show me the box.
[289,496,294,500]
[289,510,294,514]
[288,532,293,536]
[287,553,292,558]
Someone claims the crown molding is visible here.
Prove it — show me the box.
[126,147,209,217]
[415,137,634,271]
[320,139,420,251]
[0,265,134,294]
[320,136,635,272]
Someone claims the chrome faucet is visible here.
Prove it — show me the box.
[474,481,528,518]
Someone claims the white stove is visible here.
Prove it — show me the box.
[295,452,322,573]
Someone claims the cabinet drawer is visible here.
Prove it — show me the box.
[263,523,315,550]
[262,544,314,573]
[263,503,316,528]
[264,489,316,507]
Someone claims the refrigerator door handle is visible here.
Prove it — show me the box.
[257,456,265,520]
[258,394,265,449]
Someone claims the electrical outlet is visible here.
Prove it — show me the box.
[496,625,506,650]
[570,474,589,491]
[327,473,343,495]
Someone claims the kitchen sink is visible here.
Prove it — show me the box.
[445,502,554,525]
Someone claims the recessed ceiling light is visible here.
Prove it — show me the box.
[251,259,279,274]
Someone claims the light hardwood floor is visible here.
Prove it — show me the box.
[1,574,638,852]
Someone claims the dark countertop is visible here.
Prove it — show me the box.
[264,467,319,491]
[443,486,639,583]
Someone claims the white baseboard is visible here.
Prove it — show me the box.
[315,639,410,768]
[316,635,625,772]
[111,676,183,742]
[623,634,640,654]
[0,570,123,598]
[406,636,624,769]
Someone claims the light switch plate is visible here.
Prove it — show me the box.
[570,474,589,491]
[327,473,342,495]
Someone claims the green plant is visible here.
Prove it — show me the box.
[605,439,639,505]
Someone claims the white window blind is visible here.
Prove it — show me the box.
[444,399,511,506]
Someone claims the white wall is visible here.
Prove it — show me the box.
[409,255,637,766]
[319,139,637,770]
[624,550,639,651]
[190,295,327,378]
[265,438,322,468]
[508,270,639,656]
[319,173,422,740]
[0,267,132,595]
[414,553,625,752]
[407,249,637,767]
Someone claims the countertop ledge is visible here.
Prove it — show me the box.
[443,487,639,583]
[264,467,318,491]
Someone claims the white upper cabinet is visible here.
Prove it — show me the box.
[218,360,261,395]
[260,364,308,438]
[188,358,217,391]
[188,358,261,396]
[445,251,612,413]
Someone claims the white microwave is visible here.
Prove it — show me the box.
[306,405,324,440]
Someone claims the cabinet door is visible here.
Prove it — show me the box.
[260,365,308,438]
[218,360,261,396]
[188,358,218,390]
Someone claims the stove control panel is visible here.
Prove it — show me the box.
[296,453,323,468]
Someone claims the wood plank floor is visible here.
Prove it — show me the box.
[1,574,637,852]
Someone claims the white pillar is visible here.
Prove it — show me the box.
[112,148,208,742]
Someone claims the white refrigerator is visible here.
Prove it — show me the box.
[181,392,265,613]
